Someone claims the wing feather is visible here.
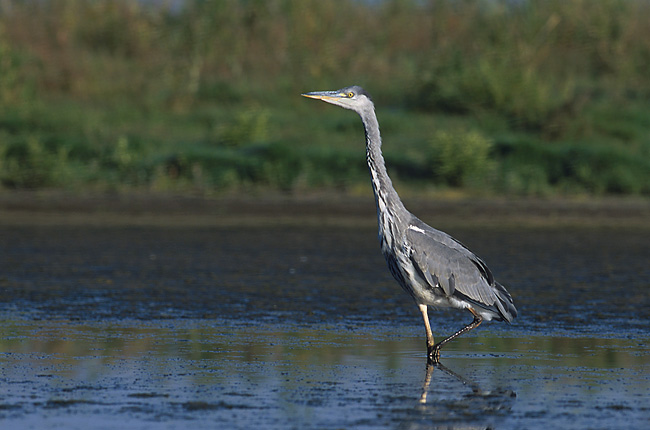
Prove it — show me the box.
[405,220,500,308]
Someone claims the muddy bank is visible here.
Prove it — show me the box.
[1,191,650,229]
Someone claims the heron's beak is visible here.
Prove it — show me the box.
[301,90,345,102]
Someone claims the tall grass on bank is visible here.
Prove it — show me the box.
[0,0,649,196]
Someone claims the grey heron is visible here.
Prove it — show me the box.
[303,86,517,363]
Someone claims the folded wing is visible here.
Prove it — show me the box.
[406,219,517,322]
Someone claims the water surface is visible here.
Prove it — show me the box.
[1,224,649,429]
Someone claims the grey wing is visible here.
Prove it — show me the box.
[406,221,516,322]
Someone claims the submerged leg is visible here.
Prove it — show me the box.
[429,307,483,363]
[418,304,435,355]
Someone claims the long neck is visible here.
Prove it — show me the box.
[359,106,408,246]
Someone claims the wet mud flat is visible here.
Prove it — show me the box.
[1,199,649,429]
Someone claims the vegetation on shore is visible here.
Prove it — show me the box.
[1,0,649,196]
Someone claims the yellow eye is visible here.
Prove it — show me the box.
[347,91,354,98]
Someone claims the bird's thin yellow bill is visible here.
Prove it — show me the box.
[301,91,343,101]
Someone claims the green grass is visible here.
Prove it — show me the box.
[1,0,650,197]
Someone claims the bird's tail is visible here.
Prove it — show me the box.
[493,282,518,323]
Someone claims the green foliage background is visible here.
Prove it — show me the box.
[1,0,649,196]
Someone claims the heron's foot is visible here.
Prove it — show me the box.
[426,345,441,364]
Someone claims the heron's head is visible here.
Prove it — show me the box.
[302,85,373,112]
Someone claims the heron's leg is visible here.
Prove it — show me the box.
[429,307,483,363]
[418,304,435,353]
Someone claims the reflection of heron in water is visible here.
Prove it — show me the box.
[420,362,482,404]
[303,86,517,363]
[419,362,517,422]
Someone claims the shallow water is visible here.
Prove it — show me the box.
[1,224,649,429]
